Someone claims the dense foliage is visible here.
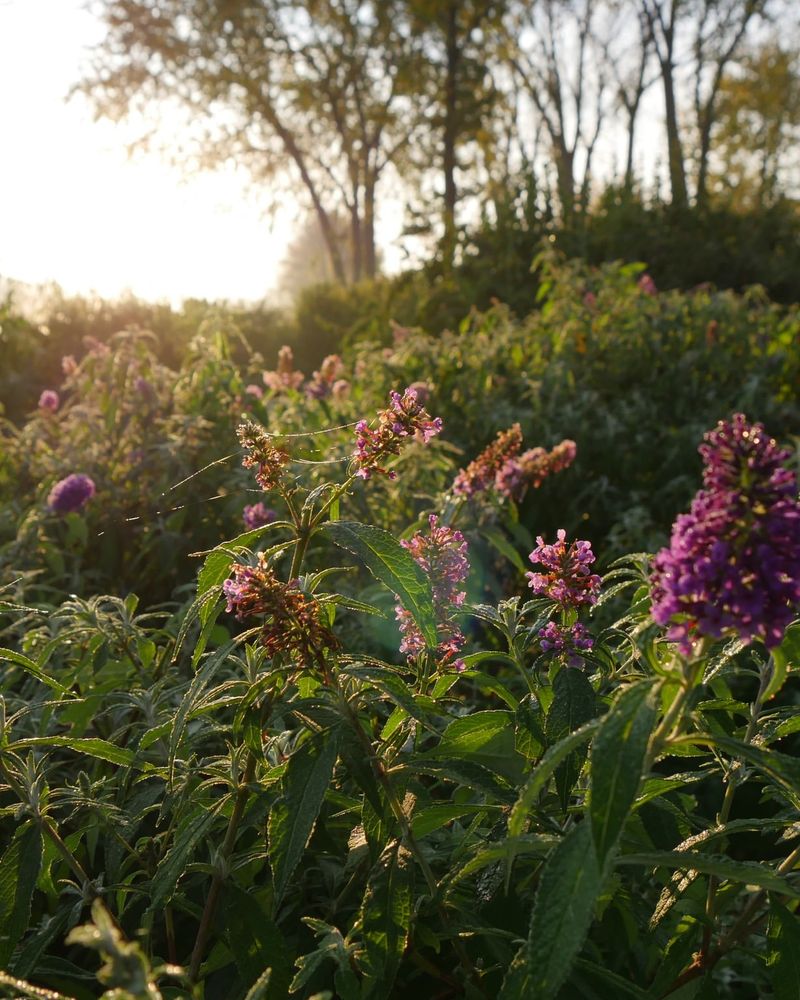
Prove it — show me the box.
[1,256,799,1000]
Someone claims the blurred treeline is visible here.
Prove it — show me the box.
[5,0,800,417]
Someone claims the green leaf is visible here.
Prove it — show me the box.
[590,681,656,862]
[768,900,800,1000]
[243,970,272,1000]
[0,826,42,968]
[225,885,292,999]
[508,720,600,837]
[769,622,800,701]
[411,803,492,838]
[618,852,800,896]
[545,668,596,811]
[0,649,70,697]
[500,822,601,1000]
[358,843,412,998]
[427,711,523,783]
[9,737,140,769]
[269,729,340,904]
[145,807,218,919]
[481,526,527,574]
[322,522,437,647]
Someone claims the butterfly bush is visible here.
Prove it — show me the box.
[495,439,577,500]
[454,426,576,501]
[396,515,469,672]
[223,554,336,661]
[47,474,96,514]
[453,424,523,496]
[352,387,442,480]
[650,413,800,654]
[306,354,344,399]
[526,529,601,609]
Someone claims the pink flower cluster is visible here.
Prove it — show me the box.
[538,621,594,668]
[237,420,289,492]
[454,427,577,501]
[263,346,304,392]
[38,390,59,413]
[353,387,442,480]
[396,515,469,672]
[306,354,346,400]
[453,425,523,497]
[526,529,601,609]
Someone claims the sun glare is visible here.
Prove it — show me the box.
[0,0,293,304]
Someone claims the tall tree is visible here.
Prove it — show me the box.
[405,0,501,265]
[711,41,800,207]
[80,0,424,282]
[639,0,772,206]
[505,0,611,221]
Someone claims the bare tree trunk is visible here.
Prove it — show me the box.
[661,58,688,208]
[362,177,377,278]
[443,0,459,265]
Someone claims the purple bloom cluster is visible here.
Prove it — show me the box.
[651,414,800,653]
[538,620,594,667]
[526,529,601,609]
[38,390,60,413]
[47,474,96,515]
[243,502,277,531]
[395,514,469,672]
[353,387,442,480]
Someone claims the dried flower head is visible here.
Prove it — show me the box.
[47,474,96,515]
[237,419,289,492]
[651,414,800,653]
[526,529,601,609]
[353,387,442,480]
[453,424,523,497]
[223,554,336,661]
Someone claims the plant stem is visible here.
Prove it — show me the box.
[701,659,773,957]
[336,681,488,996]
[188,751,257,983]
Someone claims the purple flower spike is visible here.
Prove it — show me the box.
[526,529,601,609]
[651,414,800,654]
[538,620,594,667]
[395,514,470,672]
[47,474,96,515]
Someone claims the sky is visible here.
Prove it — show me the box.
[0,0,310,304]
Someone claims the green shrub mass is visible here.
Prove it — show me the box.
[0,253,798,1000]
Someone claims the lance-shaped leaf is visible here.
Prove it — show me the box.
[546,668,596,812]
[0,825,42,968]
[768,901,800,1000]
[500,822,601,1000]
[269,728,340,904]
[590,681,656,862]
[322,522,437,648]
[358,843,413,999]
